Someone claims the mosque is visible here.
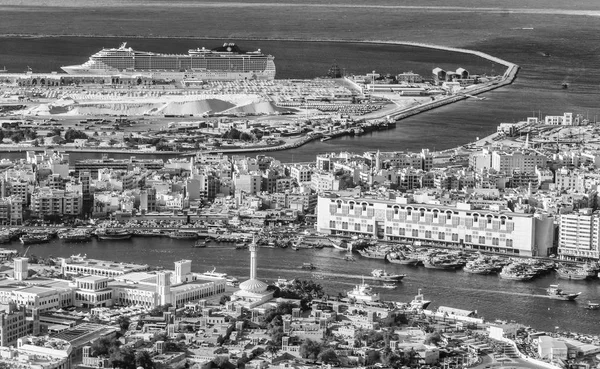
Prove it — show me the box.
[232,237,275,308]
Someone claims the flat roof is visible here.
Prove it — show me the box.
[323,195,534,218]
[76,275,110,282]
[108,282,156,293]
[64,257,148,272]
[17,285,57,296]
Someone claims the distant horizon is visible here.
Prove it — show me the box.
[5,0,600,12]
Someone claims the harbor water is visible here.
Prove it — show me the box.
[17,237,600,335]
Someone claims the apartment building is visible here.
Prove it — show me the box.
[316,195,554,257]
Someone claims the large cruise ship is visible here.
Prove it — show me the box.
[61,42,276,81]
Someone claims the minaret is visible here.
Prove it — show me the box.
[249,235,258,280]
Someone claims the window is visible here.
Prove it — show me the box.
[492,238,499,246]
[355,223,361,231]
[407,208,412,216]
[362,203,367,212]
[447,212,452,220]
[501,217,506,226]
[349,202,354,210]
[479,236,486,244]
[487,215,493,224]
[394,207,399,215]
[337,201,342,209]
[412,229,419,237]
[342,222,348,230]
[506,239,513,247]
[465,234,472,242]
[439,232,445,240]
[386,227,392,234]
[367,225,374,232]
[399,228,405,235]
[433,210,439,219]
[452,233,458,241]
[329,220,336,229]
[425,231,432,238]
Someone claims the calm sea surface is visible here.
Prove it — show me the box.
[2,1,600,334]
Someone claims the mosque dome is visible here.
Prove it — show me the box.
[239,278,269,294]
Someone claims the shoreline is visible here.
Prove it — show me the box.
[0,38,518,157]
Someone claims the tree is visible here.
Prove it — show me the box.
[265,343,280,357]
[381,351,402,368]
[135,350,155,369]
[267,325,284,347]
[236,352,250,368]
[149,304,172,317]
[10,132,23,143]
[222,128,241,140]
[317,348,338,364]
[219,295,231,305]
[64,128,88,143]
[239,132,254,141]
[116,316,131,332]
[110,345,136,369]
[48,128,61,137]
[424,331,442,345]
[299,339,322,360]
[212,356,233,369]
[91,336,120,357]
[365,350,381,366]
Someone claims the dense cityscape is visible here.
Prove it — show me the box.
[0,22,598,369]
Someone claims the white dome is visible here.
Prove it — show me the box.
[239,278,269,294]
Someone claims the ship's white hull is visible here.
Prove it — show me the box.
[61,66,276,81]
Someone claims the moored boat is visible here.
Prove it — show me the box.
[328,237,348,250]
[0,231,11,244]
[169,230,199,240]
[386,252,419,265]
[357,248,388,259]
[135,229,163,237]
[20,233,52,245]
[463,261,496,275]
[423,256,462,270]
[499,263,536,281]
[409,288,431,310]
[58,229,93,243]
[96,228,133,240]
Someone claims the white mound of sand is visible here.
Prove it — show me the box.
[223,101,291,115]
[45,93,267,116]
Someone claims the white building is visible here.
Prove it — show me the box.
[558,208,600,261]
[491,150,547,174]
[290,165,313,185]
[545,112,573,126]
[316,195,555,257]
